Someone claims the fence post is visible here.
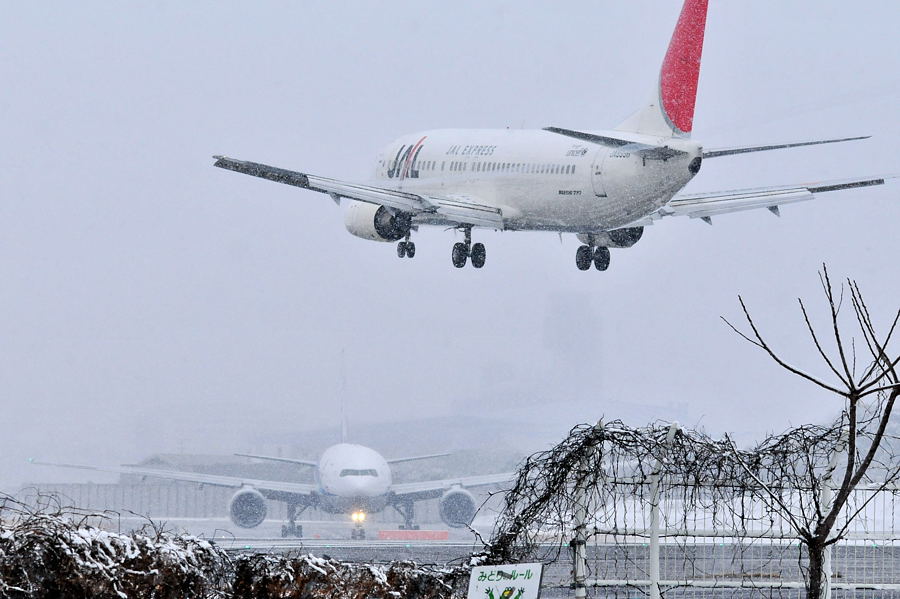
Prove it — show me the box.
[819,435,845,599]
[571,421,603,599]
[571,487,588,599]
[648,422,680,599]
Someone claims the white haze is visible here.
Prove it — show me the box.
[1,1,898,489]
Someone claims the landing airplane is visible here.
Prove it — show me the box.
[213,0,891,271]
[34,444,512,539]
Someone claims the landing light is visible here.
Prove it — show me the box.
[351,511,366,523]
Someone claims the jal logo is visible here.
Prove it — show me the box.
[387,136,427,179]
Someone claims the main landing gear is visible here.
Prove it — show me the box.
[393,501,419,531]
[281,503,306,538]
[451,227,486,269]
[575,245,610,271]
[397,234,416,259]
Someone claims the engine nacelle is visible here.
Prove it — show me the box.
[229,487,267,528]
[343,200,411,242]
[577,226,644,249]
[439,487,476,528]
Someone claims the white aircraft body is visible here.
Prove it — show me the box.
[37,443,511,539]
[213,0,891,271]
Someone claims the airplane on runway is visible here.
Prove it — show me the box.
[34,443,513,539]
[212,0,892,272]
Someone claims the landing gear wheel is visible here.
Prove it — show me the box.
[470,243,486,268]
[405,242,415,258]
[575,245,593,271]
[451,242,468,268]
[397,242,407,258]
[593,246,610,271]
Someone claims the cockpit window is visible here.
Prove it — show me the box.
[339,469,378,477]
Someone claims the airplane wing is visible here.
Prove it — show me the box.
[212,156,504,229]
[31,460,318,501]
[702,136,870,158]
[390,472,515,502]
[632,175,892,226]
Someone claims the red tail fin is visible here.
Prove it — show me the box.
[660,0,708,134]
[616,0,709,138]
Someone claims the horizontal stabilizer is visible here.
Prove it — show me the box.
[386,452,451,465]
[234,453,318,467]
[544,127,687,160]
[702,136,870,158]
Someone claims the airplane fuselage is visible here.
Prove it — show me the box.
[373,129,702,232]
[314,443,392,514]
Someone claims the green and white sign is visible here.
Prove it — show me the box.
[467,563,543,599]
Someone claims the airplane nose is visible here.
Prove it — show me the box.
[343,477,375,496]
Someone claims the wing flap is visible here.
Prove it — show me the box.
[639,175,891,224]
[669,188,813,219]
[431,195,504,229]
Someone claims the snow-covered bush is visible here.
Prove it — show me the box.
[0,496,468,598]
[231,553,467,598]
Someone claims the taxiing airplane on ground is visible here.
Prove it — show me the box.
[35,444,512,539]
[213,0,891,272]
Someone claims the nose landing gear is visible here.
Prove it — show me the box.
[575,245,610,271]
[451,227,486,269]
[350,510,367,540]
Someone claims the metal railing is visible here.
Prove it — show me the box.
[566,425,900,597]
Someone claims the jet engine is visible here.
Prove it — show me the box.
[343,200,411,242]
[229,487,267,528]
[576,226,644,248]
[439,487,476,528]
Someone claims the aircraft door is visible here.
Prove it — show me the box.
[591,150,607,197]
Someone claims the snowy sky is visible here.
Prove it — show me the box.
[2,1,898,489]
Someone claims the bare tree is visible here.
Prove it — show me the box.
[723,266,900,599]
